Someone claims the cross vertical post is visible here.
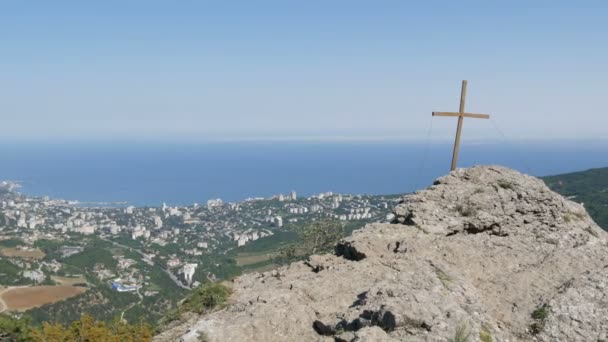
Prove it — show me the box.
[432,80,490,171]
[451,80,467,171]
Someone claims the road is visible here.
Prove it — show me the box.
[99,237,191,291]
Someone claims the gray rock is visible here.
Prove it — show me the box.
[156,166,608,342]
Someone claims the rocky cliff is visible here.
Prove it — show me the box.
[156,166,608,342]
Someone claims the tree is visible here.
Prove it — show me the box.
[30,314,153,341]
[300,220,344,255]
[0,314,33,342]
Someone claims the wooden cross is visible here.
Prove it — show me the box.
[432,80,490,171]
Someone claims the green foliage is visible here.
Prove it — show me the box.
[181,282,231,314]
[0,259,31,285]
[531,305,549,320]
[449,322,471,342]
[33,239,63,260]
[161,282,231,325]
[529,305,550,335]
[299,220,344,255]
[32,313,153,341]
[64,245,116,271]
[0,314,33,341]
[0,238,25,248]
[543,167,608,230]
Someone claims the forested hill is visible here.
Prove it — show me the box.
[542,167,608,230]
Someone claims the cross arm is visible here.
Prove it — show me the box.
[432,112,490,119]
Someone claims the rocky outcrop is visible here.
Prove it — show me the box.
[156,166,608,342]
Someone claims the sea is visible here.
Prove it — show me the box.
[0,140,606,207]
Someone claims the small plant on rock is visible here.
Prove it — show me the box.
[497,180,515,190]
[449,322,472,342]
[479,325,493,342]
[456,204,477,217]
[529,304,550,335]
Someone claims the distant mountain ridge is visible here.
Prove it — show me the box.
[542,167,608,230]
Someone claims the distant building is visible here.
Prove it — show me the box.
[167,257,181,268]
[23,270,44,283]
[181,263,198,285]
[111,282,138,292]
[290,190,297,201]
[60,246,84,258]
[153,216,163,228]
[275,216,283,228]
[207,198,223,209]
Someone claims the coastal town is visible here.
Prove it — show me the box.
[0,181,400,323]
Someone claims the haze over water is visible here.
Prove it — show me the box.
[1,141,606,206]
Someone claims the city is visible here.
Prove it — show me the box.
[0,182,400,324]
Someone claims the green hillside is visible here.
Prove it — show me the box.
[542,167,608,230]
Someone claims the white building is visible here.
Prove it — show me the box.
[207,198,223,209]
[23,270,45,283]
[182,263,198,285]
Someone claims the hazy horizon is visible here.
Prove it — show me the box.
[2,1,608,141]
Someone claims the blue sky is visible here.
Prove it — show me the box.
[1,1,607,141]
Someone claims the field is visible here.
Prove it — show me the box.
[234,252,274,266]
[0,285,87,311]
[0,247,45,259]
[51,276,87,285]
[0,287,6,312]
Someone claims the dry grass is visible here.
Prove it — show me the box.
[234,252,273,266]
[51,275,87,285]
[1,285,87,311]
[0,247,45,260]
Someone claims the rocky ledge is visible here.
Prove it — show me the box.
[157,166,608,342]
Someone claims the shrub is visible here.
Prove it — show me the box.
[0,314,33,342]
[479,326,493,342]
[456,204,477,217]
[531,305,549,320]
[497,180,515,190]
[181,282,231,314]
[449,322,471,342]
[530,305,550,335]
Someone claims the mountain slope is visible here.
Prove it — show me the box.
[157,166,608,342]
[542,167,608,230]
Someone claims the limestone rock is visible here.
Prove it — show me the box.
[157,166,608,342]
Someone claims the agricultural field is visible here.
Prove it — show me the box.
[234,252,274,266]
[0,286,6,312]
[0,247,45,259]
[0,285,87,311]
[51,275,87,286]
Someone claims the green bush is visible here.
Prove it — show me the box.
[530,305,550,335]
[531,305,549,320]
[0,314,33,342]
[181,282,231,314]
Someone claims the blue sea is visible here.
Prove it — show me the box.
[0,141,606,206]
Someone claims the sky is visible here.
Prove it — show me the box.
[1,1,607,142]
